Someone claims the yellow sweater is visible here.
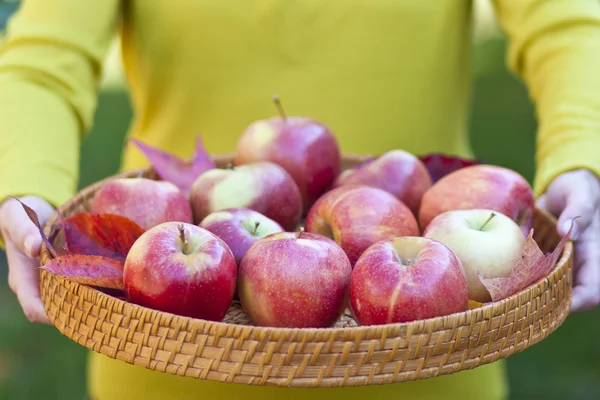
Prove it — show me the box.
[2,1,600,399]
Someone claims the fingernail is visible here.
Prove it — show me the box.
[564,222,579,240]
[24,235,35,256]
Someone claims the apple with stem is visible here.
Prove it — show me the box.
[238,229,352,328]
[234,95,341,213]
[418,164,534,235]
[189,161,303,231]
[199,208,284,266]
[423,209,526,302]
[350,236,468,325]
[123,222,237,321]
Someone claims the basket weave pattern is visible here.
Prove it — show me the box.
[39,156,573,388]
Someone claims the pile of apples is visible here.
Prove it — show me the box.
[90,98,539,328]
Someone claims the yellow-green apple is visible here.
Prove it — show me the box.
[234,96,341,212]
[123,222,237,321]
[304,185,420,265]
[91,177,193,230]
[189,161,303,231]
[333,150,432,215]
[418,164,534,235]
[238,230,352,328]
[349,236,468,325]
[199,207,284,266]
[423,209,526,303]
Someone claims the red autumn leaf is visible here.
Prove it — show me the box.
[479,218,576,301]
[418,153,483,183]
[40,254,124,290]
[130,135,216,196]
[51,213,144,263]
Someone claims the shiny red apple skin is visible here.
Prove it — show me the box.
[333,150,432,216]
[91,177,193,230]
[189,161,303,231]
[123,222,237,321]
[238,231,352,328]
[199,207,284,266]
[234,116,341,212]
[418,165,534,235]
[350,236,468,325]
[304,185,420,265]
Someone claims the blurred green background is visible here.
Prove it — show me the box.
[1,1,599,399]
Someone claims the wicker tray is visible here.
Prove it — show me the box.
[39,154,573,388]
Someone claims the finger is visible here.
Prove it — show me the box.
[6,240,51,324]
[557,187,598,240]
[557,199,596,242]
[0,197,54,258]
[570,215,600,312]
[535,194,549,212]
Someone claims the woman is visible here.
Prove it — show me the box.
[1,1,599,399]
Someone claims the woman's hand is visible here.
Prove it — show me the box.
[536,169,600,313]
[0,196,55,324]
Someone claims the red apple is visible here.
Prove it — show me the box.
[123,222,237,321]
[333,149,432,215]
[91,177,193,230]
[304,185,420,265]
[418,164,534,235]
[423,209,526,302]
[189,161,303,231]
[350,236,468,325]
[234,96,341,212]
[199,208,284,266]
[238,230,352,328]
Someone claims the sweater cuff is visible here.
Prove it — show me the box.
[533,134,600,198]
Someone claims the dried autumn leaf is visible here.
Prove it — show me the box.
[468,300,485,310]
[479,218,576,302]
[418,153,483,183]
[52,213,144,263]
[40,254,124,290]
[130,135,216,196]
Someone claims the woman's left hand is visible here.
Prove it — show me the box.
[536,169,600,313]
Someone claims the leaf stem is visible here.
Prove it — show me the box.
[179,223,190,255]
[480,213,496,231]
[272,95,287,122]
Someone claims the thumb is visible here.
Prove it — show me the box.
[556,195,594,241]
[539,173,597,241]
[536,194,549,213]
[0,196,55,258]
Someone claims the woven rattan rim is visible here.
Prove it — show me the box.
[38,154,573,387]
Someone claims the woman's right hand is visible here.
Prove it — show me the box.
[0,196,55,324]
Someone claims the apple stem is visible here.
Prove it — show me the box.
[226,163,235,170]
[253,221,260,235]
[480,212,497,231]
[272,95,287,122]
[178,223,190,255]
[136,171,143,179]
[296,227,304,239]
